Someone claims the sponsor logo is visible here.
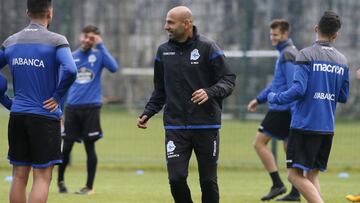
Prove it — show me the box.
[88,132,100,136]
[12,58,45,68]
[24,28,38,32]
[213,140,217,157]
[163,52,175,56]
[321,46,334,50]
[313,92,335,101]
[285,160,292,163]
[74,58,80,62]
[313,63,344,75]
[75,67,95,84]
[190,49,200,60]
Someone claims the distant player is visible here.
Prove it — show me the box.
[247,19,300,201]
[57,25,119,195]
[0,0,77,202]
[268,11,349,203]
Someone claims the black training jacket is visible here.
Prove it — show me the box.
[142,26,236,130]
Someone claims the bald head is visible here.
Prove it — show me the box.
[167,6,193,22]
[164,6,194,42]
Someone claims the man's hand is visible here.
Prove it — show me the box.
[247,99,258,112]
[94,34,103,44]
[356,68,360,80]
[191,89,209,105]
[137,115,148,129]
[43,98,59,112]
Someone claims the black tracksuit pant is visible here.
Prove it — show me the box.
[165,129,219,203]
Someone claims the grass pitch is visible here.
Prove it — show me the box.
[0,105,359,202]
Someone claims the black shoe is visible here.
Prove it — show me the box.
[58,181,68,193]
[261,186,287,201]
[276,193,301,201]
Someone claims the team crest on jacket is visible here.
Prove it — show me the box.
[166,140,176,152]
[88,54,97,64]
[190,49,200,60]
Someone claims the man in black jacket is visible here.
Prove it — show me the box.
[137,6,236,203]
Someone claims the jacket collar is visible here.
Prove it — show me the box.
[29,21,47,29]
[169,26,199,48]
[275,38,293,51]
[314,40,332,47]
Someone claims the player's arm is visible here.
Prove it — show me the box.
[268,63,309,104]
[194,43,236,105]
[338,67,349,103]
[44,46,77,112]
[95,35,119,73]
[0,46,7,69]
[0,73,12,110]
[255,85,271,104]
[280,51,297,89]
[137,51,166,129]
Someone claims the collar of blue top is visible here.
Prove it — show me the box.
[275,38,294,51]
[314,40,332,47]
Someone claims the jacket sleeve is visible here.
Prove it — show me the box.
[0,73,12,110]
[141,48,166,119]
[97,43,119,73]
[268,63,309,104]
[257,51,296,104]
[256,86,270,104]
[338,67,349,103]
[283,61,296,89]
[204,43,236,99]
[52,46,77,102]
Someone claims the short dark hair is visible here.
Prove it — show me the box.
[82,25,101,35]
[318,11,341,37]
[27,0,52,18]
[270,19,290,33]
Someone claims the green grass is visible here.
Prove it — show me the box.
[0,105,359,202]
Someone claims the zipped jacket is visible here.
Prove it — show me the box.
[142,26,236,130]
[256,39,298,112]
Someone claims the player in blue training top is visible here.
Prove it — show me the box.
[0,0,77,202]
[247,19,300,201]
[268,11,349,203]
[0,73,12,110]
[57,25,119,195]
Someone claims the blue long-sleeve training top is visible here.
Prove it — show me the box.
[66,43,119,107]
[268,41,349,133]
[256,39,298,111]
[0,22,77,119]
[0,73,12,110]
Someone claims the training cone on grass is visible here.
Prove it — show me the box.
[346,194,360,202]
